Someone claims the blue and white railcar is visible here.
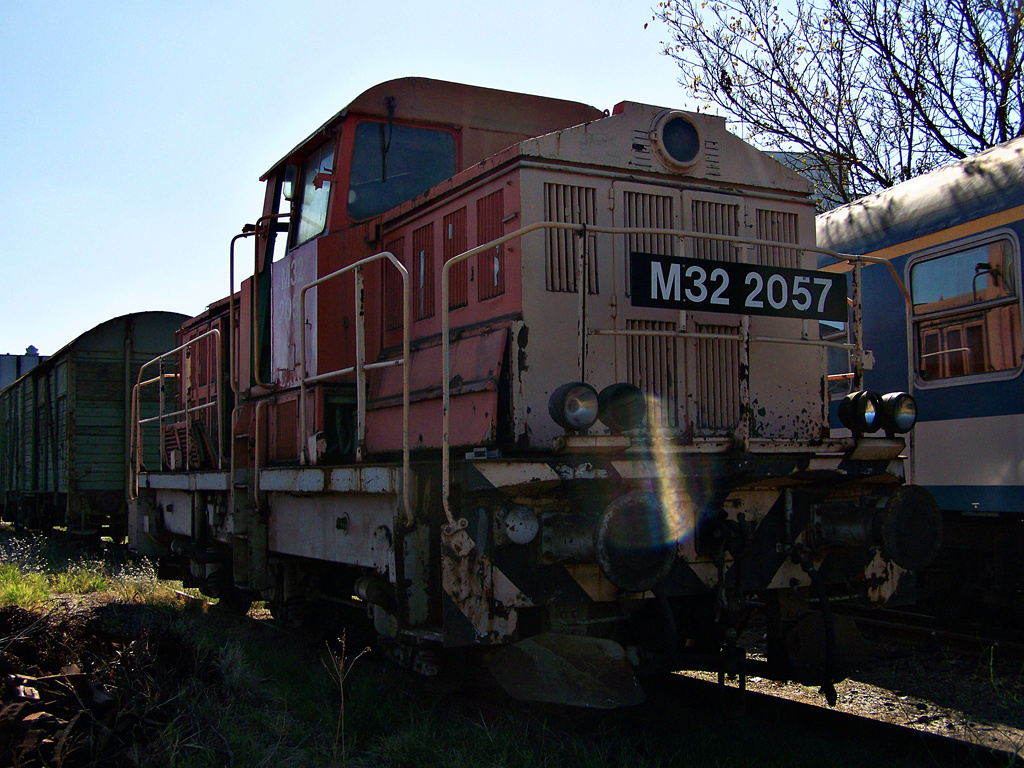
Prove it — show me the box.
[818,137,1024,606]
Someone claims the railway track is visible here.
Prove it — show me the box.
[835,605,1024,658]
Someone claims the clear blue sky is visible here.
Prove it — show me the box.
[0,1,693,356]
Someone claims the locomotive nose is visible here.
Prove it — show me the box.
[593,492,683,592]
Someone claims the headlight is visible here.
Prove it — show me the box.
[598,383,648,433]
[880,392,917,434]
[548,382,600,431]
[651,111,702,170]
[838,390,883,434]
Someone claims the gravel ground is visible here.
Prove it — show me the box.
[725,633,1024,759]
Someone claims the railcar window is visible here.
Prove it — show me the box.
[348,122,456,221]
[911,238,1021,381]
[293,143,335,246]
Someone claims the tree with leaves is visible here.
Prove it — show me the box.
[654,0,1024,206]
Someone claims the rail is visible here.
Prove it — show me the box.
[298,251,412,525]
[228,224,255,396]
[439,223,900,529]
[129,328,224,498]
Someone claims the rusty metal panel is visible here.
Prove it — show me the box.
[692,323,741,433]
[383,235,405,332]
[543,183,598,293]
[622,190,675,297]
[476,189,505,301]
[626,319,679,427]
[369,326,507,406]
[688,195,740,262]
[444,208,468,309]
[270,244,317,387]
[412,223,435,320]
[756,207,801,268]
[270,394,299,463]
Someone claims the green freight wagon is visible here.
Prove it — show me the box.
[0,311,188,540]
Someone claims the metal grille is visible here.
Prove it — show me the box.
[755,209,801,268]
[476,190,505,301]
[444,208,468,309]
[623,191,674,296]
[626,319,678,427]
[690,198,739,262]
[412,223,434,320]
[693,323,740,433]
[383,236,404,331]
[544,183,598,293]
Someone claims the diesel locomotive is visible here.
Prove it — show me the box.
[128,78,942,707]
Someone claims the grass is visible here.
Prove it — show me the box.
[1,528,1019,767]
[0,529,172,607]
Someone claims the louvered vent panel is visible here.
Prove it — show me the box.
[756,209,801,268]
[382,236,404,331]
[690,199,739,262]
[623,192,674,296]
[543,183,598,293]
[626,319,678,427]
[477,190,505,301]
[444,208,468,309]
[412,223,434,320]
[693,323,740,432]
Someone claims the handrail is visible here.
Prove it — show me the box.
[130,328,224,498]
[251,213,291,391]
[228,225,255,396]
[297,251,412,526]
[129,372,178,499]
[439,222,890,529]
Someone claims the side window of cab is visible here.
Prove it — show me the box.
[347,122,456,221]
[293,141,336,247]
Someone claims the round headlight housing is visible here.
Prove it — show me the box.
[880,392,917,434]
[598,383,648,433]
[548,382,600,432]
[651,111,702,171]
[838,390,884,434]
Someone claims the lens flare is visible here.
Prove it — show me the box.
[593,397,705,591]
[648,397,697,550]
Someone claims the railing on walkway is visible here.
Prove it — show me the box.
[298,251,412,525]
[129,328,223,498]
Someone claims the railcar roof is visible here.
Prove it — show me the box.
[262,77,605,180]
[2,311,190,384]
[817,136,1024,255]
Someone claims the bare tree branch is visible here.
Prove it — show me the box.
[654,0,1024,206]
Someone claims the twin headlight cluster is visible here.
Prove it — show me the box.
[548,382,648,434]
[550,382,919,437]
[838,390,918,435]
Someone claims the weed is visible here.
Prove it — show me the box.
[322,631,371,767]
[0,562,50,607]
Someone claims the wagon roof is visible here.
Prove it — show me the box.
[817,136,1024,255]
[1,312,190,387]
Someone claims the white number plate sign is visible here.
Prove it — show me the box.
[629,253,846,322]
